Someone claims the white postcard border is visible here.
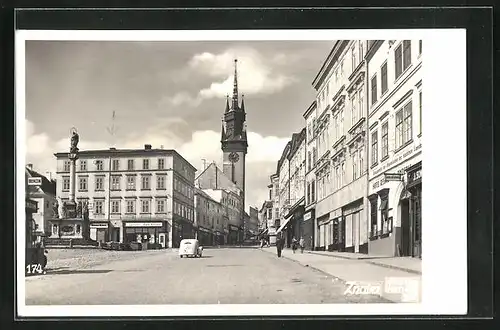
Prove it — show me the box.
[16,29,467,317]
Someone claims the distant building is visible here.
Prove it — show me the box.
[248,206,259,237]
[25,164,56,240]
[53,144,197,248]
[196,162,244,244]
[303,101,318,250]
[194,187,223,246]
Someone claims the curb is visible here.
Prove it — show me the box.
[366,261,422,275]
[304,251,421,275]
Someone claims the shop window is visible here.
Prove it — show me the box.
[370,197,378,238]
[380,198,391,235]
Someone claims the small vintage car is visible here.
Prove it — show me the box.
[179,239,203,258]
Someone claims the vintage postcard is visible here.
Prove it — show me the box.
[17,29,467,317]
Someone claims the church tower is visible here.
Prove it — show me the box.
[221,59,248,200]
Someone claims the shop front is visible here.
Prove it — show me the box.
[342,199,366,253]
[123,221,165,248]
[172,218,195,248]
[316,214,330,251]
[302,209,315,250]
[228,224,240,245]
[89,221,109,243]
[403,161,422,258]
[197,226,213,246]
[284,198,305,248]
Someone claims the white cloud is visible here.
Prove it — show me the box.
[171,47,297,106]
[24,119,286,208]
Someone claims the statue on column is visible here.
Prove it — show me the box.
[70,128,79,154]
[52,200,59,219]
[61,201,67,219]
[57,198,65,218]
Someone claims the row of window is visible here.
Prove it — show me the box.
[371,40,422,107]
[63,174,168,192]
[371,94,421,166]
[174,177,193,199]
[64,158,167,172]
[173,201,194,221]
[370,195,390,238]
[92,198,167,215]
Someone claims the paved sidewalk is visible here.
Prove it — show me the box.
[261,247,421,303]
[304,250,422,274]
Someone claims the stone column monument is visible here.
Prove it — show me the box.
[65,128,80,218]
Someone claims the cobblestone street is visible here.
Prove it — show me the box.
[25,247,388,305]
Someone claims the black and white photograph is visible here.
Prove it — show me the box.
[17,28,468,317]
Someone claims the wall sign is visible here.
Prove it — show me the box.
[125,222,163,227]
[28,177,42,186]
[304,212,312,221]
[384,173,403,182]
[408,167,422,186]
[90,223,108,229]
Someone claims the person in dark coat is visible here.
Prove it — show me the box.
[276,233,284,257]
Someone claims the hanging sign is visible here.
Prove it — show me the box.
[384,172,403,182]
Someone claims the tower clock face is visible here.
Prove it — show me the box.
[228,152,240,163]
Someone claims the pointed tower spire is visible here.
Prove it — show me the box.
[240,94,245,112]
[232,59,239,110]
[221,120,226,142]
[225,94,230,113]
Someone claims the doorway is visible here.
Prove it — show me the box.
[400,199,411,256]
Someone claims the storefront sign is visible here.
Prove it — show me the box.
[372,143,422,177]
[90,223,108,229]
[125,222,163,227]
[28,177,42,186]
[408,168,422,186]
[304,212,312,221]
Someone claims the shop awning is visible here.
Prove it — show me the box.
[276,217,292,234]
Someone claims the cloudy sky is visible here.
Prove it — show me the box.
[25,40,333,210]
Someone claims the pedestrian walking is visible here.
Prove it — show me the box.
[276,233,284,257]
[292,237,298,254]
[299,236,305,254]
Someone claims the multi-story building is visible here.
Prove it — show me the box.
[196,162,244,244]
[311,40,369,253]
[248,206,260,237]
[54,144,197,248]
[194,187,223,246]
[25,164,56,240]
[201,185,242,245]
[258,200,272,234]
[366,39,422,258]
[267,174,279,244]
[303,101,318,250]
[281,128,306,245]
[275,141,291,246]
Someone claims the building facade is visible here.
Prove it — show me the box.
[310,40,370,253]
[248,206,260,237]
[25,164,57,240]
[303,101,318,250]
[366,39,422,258]
[54,145,197,248]
[194,187,223,246]
[268,174,279,244]
[282,128,306,246]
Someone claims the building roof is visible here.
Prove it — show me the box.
[54,147,197,172]
[25,166,56,196]
[311,40,349,90]
[303,100,317,119]
[194,186,220,204]
[288,127,306,160]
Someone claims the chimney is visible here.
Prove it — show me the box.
[27,163,33,170]
[144,144,152,150]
